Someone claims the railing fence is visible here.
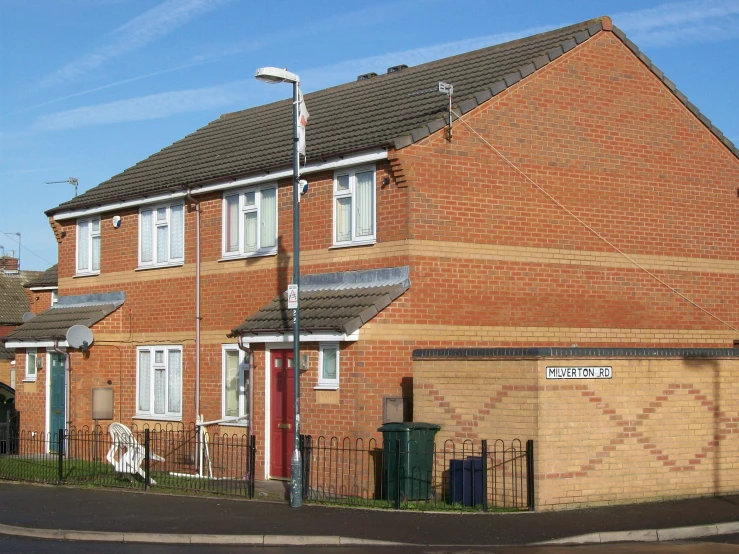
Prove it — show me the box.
[301,435,534,511]
[0,424,256,498]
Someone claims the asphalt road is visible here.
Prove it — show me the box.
[3,483,739,547]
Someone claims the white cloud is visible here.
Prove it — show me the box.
[32,0,739,131]
[614,0,739,47]
[42,0,231,86]
[35,82,249,130]
[31,23,560,131]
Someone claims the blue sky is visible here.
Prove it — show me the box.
[1,0,738,270]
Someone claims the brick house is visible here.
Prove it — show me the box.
[0,255,45,388]
[7,16,739,508]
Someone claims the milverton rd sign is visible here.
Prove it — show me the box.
[546,366,613,379]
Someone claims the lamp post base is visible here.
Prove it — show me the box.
[290,448,302,508]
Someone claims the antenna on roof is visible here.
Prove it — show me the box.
[46,177,79,197]
[438,82,454,141]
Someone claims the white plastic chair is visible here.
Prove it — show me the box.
[106,422,164,484]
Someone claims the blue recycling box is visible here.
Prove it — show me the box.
[449,456,483,506]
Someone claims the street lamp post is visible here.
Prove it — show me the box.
[255,66,302,508]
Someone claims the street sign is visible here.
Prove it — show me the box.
[287,284,298,309]
[546,366,612,379]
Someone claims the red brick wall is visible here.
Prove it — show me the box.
[22,27,739,478]
[393,29,739,344]
[14,349,45,432]
[25,290,54,314]
[40,159,411,449]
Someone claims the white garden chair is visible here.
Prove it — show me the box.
[106,422,164,484]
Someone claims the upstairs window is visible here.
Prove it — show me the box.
[333,166,376,247]
[222,185,277,258]
[139,203,184,268]
[76,217,101,275]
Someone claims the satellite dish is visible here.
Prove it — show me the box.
[66,325,94,352]
[22,312,36,323]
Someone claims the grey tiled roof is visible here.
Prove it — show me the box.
[0,272,37,325]
[3,303,120,342]
[47,16,738,217]
[48,19,604,215]
[232,284,408,336]
[233,266,410,336]
[24,265,58,289]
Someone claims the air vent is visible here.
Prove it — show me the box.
[387,64,408,74]
[357,72,378,81]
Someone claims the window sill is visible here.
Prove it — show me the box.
[329,240,376,250]
[218,251,277,262]
[314,385,339,391]
[22,378,37,383]
[135,262,184,272]
[219,421,249,427]
[132,415,182,422]
[74,272,100,278]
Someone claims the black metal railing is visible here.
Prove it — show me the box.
[301,435,533,511]
[0,424,256,499]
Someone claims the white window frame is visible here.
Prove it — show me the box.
[76,217,101,275]
[316,342,339,390]
[135,345,182,420]
[332,165,376,247]
[51,291,58,306]
[138,203,185,269]
[221,184,278,258]
[24,348,37,382]
[221,345,249,425]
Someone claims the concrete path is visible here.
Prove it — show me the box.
[1,482,738,546]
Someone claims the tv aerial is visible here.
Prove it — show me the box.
[66,325,94,352]
[46,177,79,197]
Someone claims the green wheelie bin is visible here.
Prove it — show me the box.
[379,422,440,502]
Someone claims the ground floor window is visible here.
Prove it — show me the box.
[137,346,182,418]
[222,345,249,424]
[25,348,37,381]
[317,343,339,389]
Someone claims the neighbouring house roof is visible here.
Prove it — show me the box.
[0,271,41,326]
[24,264,58,289]
[3,291,124,343]
[0,344,14,361]
[232,267,410,337]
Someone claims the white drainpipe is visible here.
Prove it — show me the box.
[187,190,201,421]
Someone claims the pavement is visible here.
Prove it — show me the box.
[1,481,739,547]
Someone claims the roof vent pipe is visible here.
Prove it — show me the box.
[387,64,408,73]
[357,72,378,81]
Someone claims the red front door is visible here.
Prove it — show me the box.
[270,350,294,478]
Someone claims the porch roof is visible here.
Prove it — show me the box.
[2,291,124,343]
[231,267,410,337]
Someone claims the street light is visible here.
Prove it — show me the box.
[255,66,303,508]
